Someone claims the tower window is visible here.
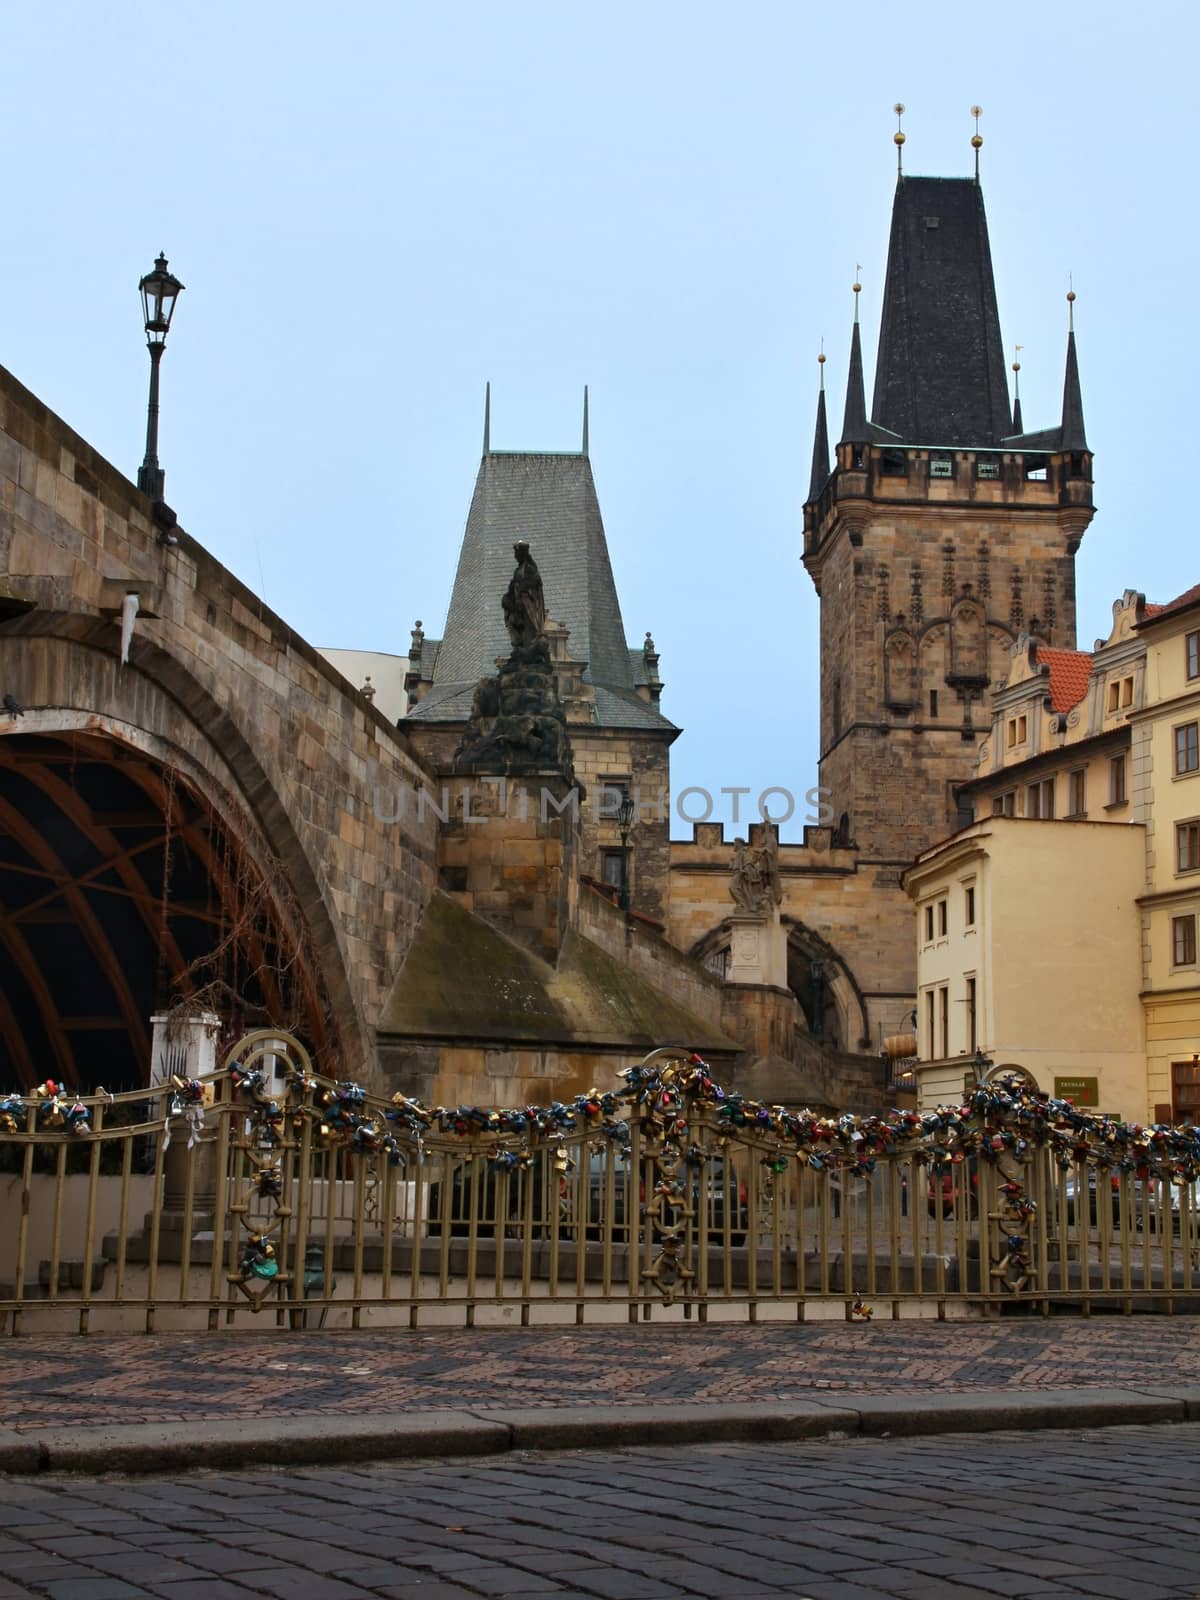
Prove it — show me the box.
[929,689,939,718]
[930,457,953,479]
[880,450,908,477]
[976,458,1000,480]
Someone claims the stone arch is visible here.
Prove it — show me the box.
[0,619,367,1076]
[782,920,870,1052]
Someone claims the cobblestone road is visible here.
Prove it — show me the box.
[1,1425,1198,1600]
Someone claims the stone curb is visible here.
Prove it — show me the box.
[0,1387,1194,1477]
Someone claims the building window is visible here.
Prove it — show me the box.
[1067,767,1087,817]
[1122,676,1133,707]
[1109,754,1128,806]
[598,780,632,819]
[1172,914,1197,968]
[937,898,948,938]
[1106,677,1133,713]
[938,986,949,1058]
[929,689,939,718]
[976,458,1000,480]
[1173,1059,1200,1124]
[1026,778,1055,819]
[600,850,625,889]
[992,790,1016,817]
[1186,630,1199,682]
[1006,715,1028,749]
[966,975,977,1054]
[1178,821,1200,875]
[964,883,976,926]
[924,989,936,1059]
[924,904,935,944]
[1175,721,1199,776]
[930,456,953,478]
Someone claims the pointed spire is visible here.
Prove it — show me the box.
[582,384,589,455]
[482,381,491,454]
[1060,291,1087,452]
[840,277,869,444]
[808,350,831,501]
[1011,346,1023,434]
[893,103,906,178]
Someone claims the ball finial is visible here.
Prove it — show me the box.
[1066,289,1076,303]
[817,351,826,365]
[894,102,905,115]
[894,131,906,146]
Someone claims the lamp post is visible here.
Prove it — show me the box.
[137,253,184,502]
[617,792,636,912]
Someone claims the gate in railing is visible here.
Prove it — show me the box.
[1,1034,1198,1335]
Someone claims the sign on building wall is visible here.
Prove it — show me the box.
[1054,1075,1100,1107]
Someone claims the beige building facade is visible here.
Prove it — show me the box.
[905,816,1146,1119]
[908,585,1200,1123]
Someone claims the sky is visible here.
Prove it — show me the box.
[2,0,1196,839]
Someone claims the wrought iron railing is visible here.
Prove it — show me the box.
[0,1034,1197,1334]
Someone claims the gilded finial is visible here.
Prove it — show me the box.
[1011,344,1022,397]
[818,341,826,391]
[971,105,983,180]
[894,102,906,176]
[1067,274,1076,333]
[852,265,862,324]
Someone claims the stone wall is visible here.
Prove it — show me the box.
[0,363,438,1080]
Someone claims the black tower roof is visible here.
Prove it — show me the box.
[871,176,1011,446]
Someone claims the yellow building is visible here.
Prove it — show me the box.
[905,583,1200,1122]
[903,816,1146,1119]
[1133,584,1200,1120]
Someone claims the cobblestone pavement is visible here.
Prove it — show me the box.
[2,1319,1199,1434]
[0,1424,1197,1599]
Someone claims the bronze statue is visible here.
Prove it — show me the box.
[502,540,546,650]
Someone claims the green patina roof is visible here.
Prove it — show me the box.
[379,892,738,1054]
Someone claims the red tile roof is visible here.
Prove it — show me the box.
[1140,582,1200,627]
[1036,647,1094,712]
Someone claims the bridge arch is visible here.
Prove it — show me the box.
[0,622,365,1087]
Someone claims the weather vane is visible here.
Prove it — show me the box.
[894,103,906,176]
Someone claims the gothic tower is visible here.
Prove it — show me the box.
[803,159,1094,871]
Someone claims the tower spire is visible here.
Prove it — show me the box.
[582,384,589,455]
[840,276,869,444]
[808,349,831,502]
[483,381,491,455]
[894,103,906,178]
[1060,290,1087,452]
[1011,345,1023,434]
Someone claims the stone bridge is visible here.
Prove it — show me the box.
[0,363,437,1088]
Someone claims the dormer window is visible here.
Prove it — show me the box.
[1006,714,1027,748]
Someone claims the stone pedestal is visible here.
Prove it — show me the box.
[727,908,787,989]
[437,770,580,961]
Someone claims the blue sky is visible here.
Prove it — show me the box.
[3,1,1195,837]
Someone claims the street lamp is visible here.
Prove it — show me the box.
[617,792,636,912]
[137,253,184,503]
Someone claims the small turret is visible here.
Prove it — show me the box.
[808,351,831,501]
[1060,292,1087,453]
[840,281,869,445]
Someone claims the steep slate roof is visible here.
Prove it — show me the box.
[871,177,1012,446]
[1037,647,1094,712]
[404,451,675,733]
